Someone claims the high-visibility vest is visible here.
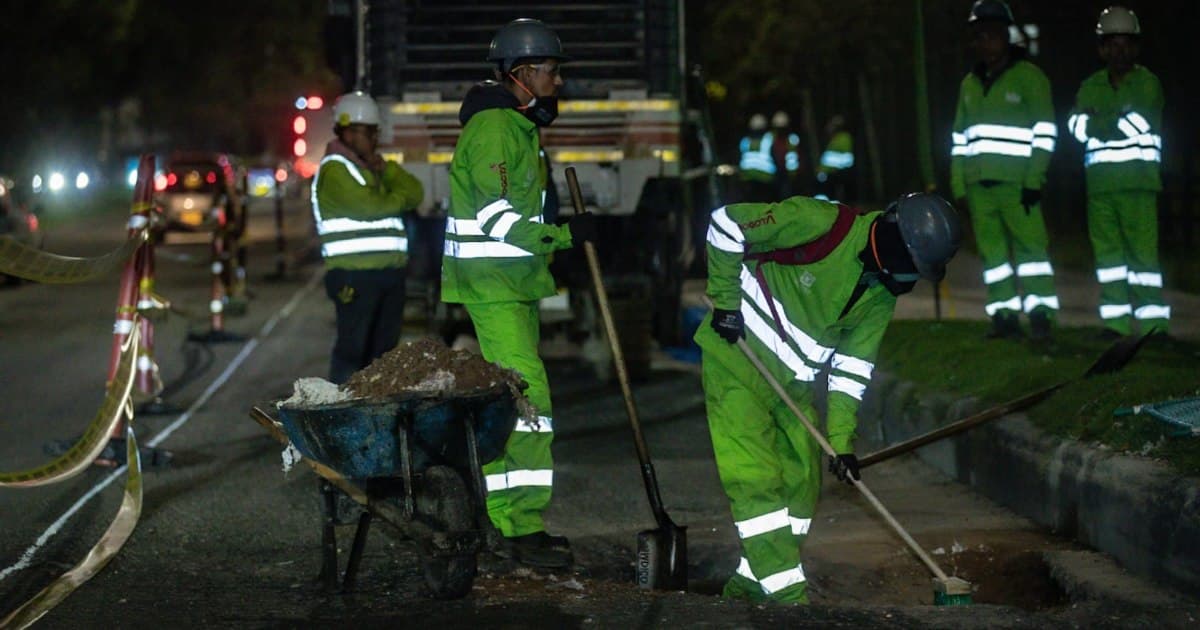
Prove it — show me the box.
[1067,65,1163,193]
[312,154,422,270]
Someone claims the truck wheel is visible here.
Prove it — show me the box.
[414,465,477,599]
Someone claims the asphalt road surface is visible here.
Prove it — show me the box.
[1,196,1197,628]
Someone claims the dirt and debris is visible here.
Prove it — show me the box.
[344,337,524,399]
[278,377,352,407]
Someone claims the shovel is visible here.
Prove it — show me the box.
[564,167,688,591]
[859,331,1151,469]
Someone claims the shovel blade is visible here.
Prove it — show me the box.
[636,525,688,591]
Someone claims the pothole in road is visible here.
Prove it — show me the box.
[943,549,1067,610]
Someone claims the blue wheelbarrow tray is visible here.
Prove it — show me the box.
[275,384,519,481]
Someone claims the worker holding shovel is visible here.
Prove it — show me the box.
[698,193,962,603]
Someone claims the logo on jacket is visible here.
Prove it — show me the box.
[800,270,816,288]
[1005,92,1021,104]
[490,161,509,196]
[740,211,775,231]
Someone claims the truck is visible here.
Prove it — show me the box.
[326,0,718,370]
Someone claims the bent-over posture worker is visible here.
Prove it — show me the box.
[440,18,596,569]
[1067,6,1170,338]
[697,193,962,603]
[313,91,423,384]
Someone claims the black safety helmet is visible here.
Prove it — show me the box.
[487,19,570,73]
[886,193,963,282]
[968,0,1015,25]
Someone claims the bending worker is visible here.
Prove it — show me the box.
[440,18,596,569]
[1067,6,1170,338]
[951,0,1059,341]
[698,193,962,603]
[313,91,423,384]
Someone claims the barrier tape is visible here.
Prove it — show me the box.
[0,324,139,487]
[0,229,147,285]
[0,425,143,629]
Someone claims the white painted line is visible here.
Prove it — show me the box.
[0,271,322,583]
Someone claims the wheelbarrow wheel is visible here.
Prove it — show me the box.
[415,465,477,599]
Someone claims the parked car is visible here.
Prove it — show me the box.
[156,152,241,239]
[0,174,44,285]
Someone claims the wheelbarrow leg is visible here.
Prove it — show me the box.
[462,415,502,548]
[342,511,372,592]
[318,479,340,592]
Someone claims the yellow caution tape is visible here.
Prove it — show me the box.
[0,324,139,487]
[0,229,147,285]
[0,425,144,629]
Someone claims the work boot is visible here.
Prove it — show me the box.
[986,312,1022,339]
[1097,328,1124,341]
[502,531,574,569]
[1029,311,1052,342]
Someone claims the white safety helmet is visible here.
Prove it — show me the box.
[749,113,768,131]
[771,111,790,128]
[333,91,381,127]
[1096,6,1140,36]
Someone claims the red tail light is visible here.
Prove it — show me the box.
[27,214,39,232]
[167,172,178,187]
[206,171,217,184]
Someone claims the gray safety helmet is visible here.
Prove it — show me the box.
[888,193,963,281]
[1096,6,1141,36]
[487,19,570,73]
[968,0,1015,25]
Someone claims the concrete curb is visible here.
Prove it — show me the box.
[860,373,1200,595]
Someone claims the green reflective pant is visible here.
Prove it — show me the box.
[1088,191,1169,335]
[466,301,554,538]
[702,339,820,604]
[966,182,1059,318]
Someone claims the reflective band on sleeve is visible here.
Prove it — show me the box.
[487,212,522,239]
[1022,295,1060,313]
[734,508,790,539]
[513,415,554,433]
[1096,265,1128,283]
[1123,112,1151,134]
[828,375,866,401]
[707,223,743,253]
[317,217,406,235]
[952,132,968,146]
[983,263,1014,285]
[967,123,1034,143]
[959,139,1032,158]
[1117,117,1140,139]
[1100,304,1133,319]
[951,145,971,156]
[1068,113,1089,142]
[443,239,535,259]
[985,297,1022,315]
[1032,121,1057,137]
[831,353,873,380]
[710,207,745,247]
[1134,305,1170,320]
[790,517,811,536]
[1032,137,1055,152]
[322,236,408,257]
[485,469,554,492]
[477,199,515,225]
[1017,261,1054,278]
[1127,271,1163,288]
[447,216,542,237]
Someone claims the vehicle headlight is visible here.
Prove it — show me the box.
[48,172,66,192]
[32,174,43,193]
[76,172,90,189]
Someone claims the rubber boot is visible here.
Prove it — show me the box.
[1029,311,1052,342]
[986,312,1022,339]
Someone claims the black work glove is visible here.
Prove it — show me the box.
[567,212,598,245]
[1020,188,1042,214]
[710,309,744,344]
[828,454,861,485]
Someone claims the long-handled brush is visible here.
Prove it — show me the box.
[706,299,972,605]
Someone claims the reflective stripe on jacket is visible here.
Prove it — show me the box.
[312,152,423,270]
[1067,65,1163,193]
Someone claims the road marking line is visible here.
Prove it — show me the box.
[0,271,322,583]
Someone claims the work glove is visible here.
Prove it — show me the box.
[1020,188,1042,214]
[710,309,744,344]
[568,212,598,245]
[828,454,861,485]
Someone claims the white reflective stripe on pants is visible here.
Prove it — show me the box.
[512,415,554,433]
[1100,304,1132,319]
[484,469,553,492]
[734,508,790,539]
[735,557,806,595]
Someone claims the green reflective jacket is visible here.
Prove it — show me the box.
[441,107,573,304]
[1067,65,1163,194]
[312,154,423,270]
[696,196,896,453]
[950,57,1057,200]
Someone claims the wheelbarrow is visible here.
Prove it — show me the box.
[249,383,518,599]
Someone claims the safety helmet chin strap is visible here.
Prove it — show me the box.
[870,218,921,282]
[507,68,538,110]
